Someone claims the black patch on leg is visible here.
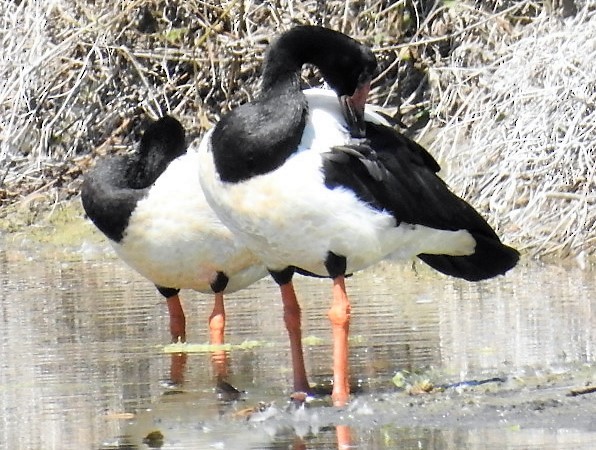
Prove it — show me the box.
[210,271,229,293]
[269,266,295,285]
[156,285,180,298]
[324,251,347,279]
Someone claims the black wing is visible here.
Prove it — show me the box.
[321,121,519,281]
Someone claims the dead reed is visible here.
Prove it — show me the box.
[425,1,595,260]
[0,0,592,259]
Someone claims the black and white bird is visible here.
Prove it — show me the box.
[199,26,520,405]
[81,116,268,346]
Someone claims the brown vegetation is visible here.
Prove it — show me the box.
[0,0,593,259]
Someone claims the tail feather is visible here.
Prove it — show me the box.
[418,232,520,281]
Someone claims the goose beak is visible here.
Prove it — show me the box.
[340,81,371,138]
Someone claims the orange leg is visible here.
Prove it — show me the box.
[209,292,226,345]
[209,292,228,379]
[328,275,351,406]
[166,294,186,343]
[169,352,188,385]
[336,424,352,449]
[280,282,311,393]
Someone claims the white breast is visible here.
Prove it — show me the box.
[114,149,267,293]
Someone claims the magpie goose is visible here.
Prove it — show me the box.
[198,26,519,405]
[81,116,268,346]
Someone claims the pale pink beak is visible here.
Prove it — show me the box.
[340,81,371,138]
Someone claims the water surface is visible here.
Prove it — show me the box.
[0,243,594,449]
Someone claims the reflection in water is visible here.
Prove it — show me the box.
[0,245,594,449]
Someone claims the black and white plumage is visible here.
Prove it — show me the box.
[81,116,267,343]
[197,26,519,403]
[323,115,520,282]
[201,86,518,282]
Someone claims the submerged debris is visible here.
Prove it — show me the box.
[234,401,275,420]
[567,385,596,397]
[393,369,507,395]
[217,377,245,402]
[407,379,435,395]
[142,430,164,448]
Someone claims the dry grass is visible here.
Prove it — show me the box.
[424,1,595,260]
[0,0,593,259]
[0,0,439,205]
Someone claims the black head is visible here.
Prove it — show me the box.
[263,26,377,137]
[130,115,187,188]
[312,30,377,99]
[139,115,186,159]
[263,26,377,97]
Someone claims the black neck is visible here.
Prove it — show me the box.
[210,26,375,183]
[211,64,307,183]
[127,146,172,189]
[81,155,145,242]
[81,116,186,242]
[127,116,186,188]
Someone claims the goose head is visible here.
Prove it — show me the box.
[262,26,377,137]
[128,115,187,189]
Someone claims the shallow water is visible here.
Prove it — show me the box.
[0,243,594,449]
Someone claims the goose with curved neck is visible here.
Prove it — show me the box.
[198,26,519,405]
[81,116,268,350]
[202,26,376,399]
[210,26,376,184]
